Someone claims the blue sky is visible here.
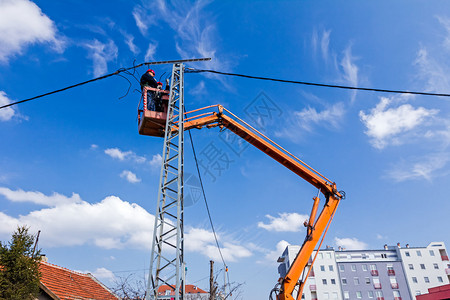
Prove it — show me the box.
[1,0,450,299]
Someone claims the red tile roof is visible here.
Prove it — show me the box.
[158,284,208,295]
[39,261,119,300]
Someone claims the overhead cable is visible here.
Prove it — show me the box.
[186,68,450,98]
[0,58,211,110]
[188,130,227,269]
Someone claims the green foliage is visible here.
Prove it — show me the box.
[0,226,41,300]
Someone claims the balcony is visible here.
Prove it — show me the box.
[377,297,384,300]
[391,283,399,289]
[371,270,379,276]
[394,297,402,300]
[309,285,317,291]
[442,255,449,261]
[388,269,395,276]
[374,283,382,289]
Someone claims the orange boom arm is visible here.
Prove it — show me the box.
[140,104,343,300]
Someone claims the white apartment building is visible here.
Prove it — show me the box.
[278,242,450,300]
[278,246,343,300]
[396,242,450,298]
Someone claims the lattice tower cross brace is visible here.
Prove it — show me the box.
[146,63,185,300]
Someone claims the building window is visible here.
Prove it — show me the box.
[352,264,357,272]
[362,253,368,259]
[354,278,360,285]
[319,253,323,259]
[327,252,332,259]
[429,250,435,256]
[332,292,338,299]
[365,277,370,284]
[415,291,421,296]
[412,277,418,283]
[342,278,347,285]
[433,263,439,269]
[405,251,410,257]
[339,265,345,272]
[420,264,426,270]
[331,279,336,285]
[393,290,401,297]
[370,264,377,271]
[368,291,374,298]
[376,291,383,298]
[356,291,362,299]
[329,265,334,272]
[438,276,443,283]
[408,264,414,270]
[324,292,329,299]
[424,277,430,283]
[322,279,327,285]
[417,250,422,256]
[344,291,350,299]
[362,264,368,271]
[381,253,387,258]
[320,265,325,271]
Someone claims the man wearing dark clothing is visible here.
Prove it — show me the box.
[140,69,158,111]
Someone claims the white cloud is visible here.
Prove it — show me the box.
[276,102,345,140]
[359,96,438,149]
[0,188,251,262]
[388,152,450,182]
[78,267,116,283]
[120,170,141,183]
[334,237,368,250]
[258,213,308,232]
[0,195,155,249]
[145,42,158,61]
[0,187,82,207]
[0,0,64,63]
[83,39,118,77]
[258,240,290,265]
[105,147,160,170]
[148,154,162,169]
[105,148,132,161]
[185,227,252,262]
[0,91,15,121]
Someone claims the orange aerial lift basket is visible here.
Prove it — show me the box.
[138,86,170,137]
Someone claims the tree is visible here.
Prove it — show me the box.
[0,226,41,300]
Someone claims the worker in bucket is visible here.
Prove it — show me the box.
[140,69,158,110]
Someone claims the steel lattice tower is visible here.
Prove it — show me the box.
[146,63,185,300]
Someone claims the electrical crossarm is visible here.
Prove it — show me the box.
[139,99,344,300]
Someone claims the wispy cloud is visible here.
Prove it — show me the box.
[133,0,231,73]
[120,30,139,55]
[0,0,65,63]
[334,237,368,250]
[83,39,118,77]
[78,267,116,283]
[257,212,308,232]
[276,102,345,141]
[144,42,158,61]
[0,187,82,207]
[387,152,450,182]
[120,170,141,183]
[359,96,438,149]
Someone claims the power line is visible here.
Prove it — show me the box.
[0,58,211,110]
[188,130,227,269]
[186,68,450,98]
